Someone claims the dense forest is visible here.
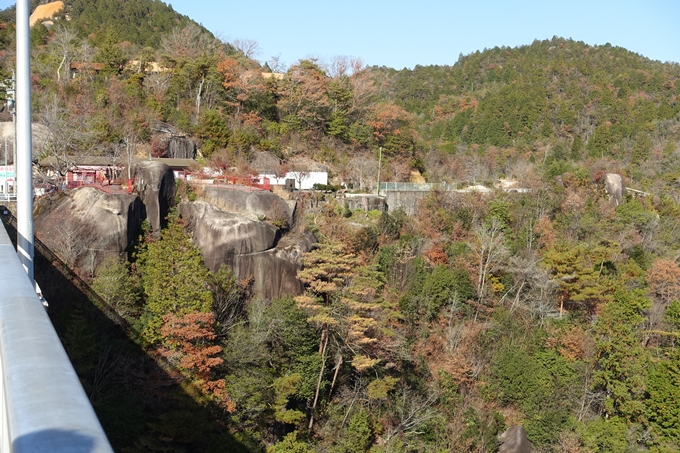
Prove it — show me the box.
[2,0,680,452]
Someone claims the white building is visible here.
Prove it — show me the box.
[260,171,328,190]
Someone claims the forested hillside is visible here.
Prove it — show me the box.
[1,1,680,451]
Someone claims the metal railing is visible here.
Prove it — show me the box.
[379,182,442,191]
[0,223,113,452]
[212,175,271,192]
[61,179,136,195]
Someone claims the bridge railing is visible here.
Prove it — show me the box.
[0,223,113,452]
[379,182,440,191]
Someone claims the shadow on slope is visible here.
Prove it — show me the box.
[2,214,251,452]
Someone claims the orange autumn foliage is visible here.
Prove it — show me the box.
[418,320,486,389]
[369,104,411,143]
[534,215,556,249]
[646,258,680,305]
[161,312,234,411]
[545,325,588,362]
[424,245,449,266]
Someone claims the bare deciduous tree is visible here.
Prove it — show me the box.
[346,154,378,190]
[291,170,310,190]
[160,24,221,63]
[505,254,559,324]
[54,221,86,268]
[123,130,138,180]
[472,218,509,310]
[38,94,96,178]
[328,55,351,78]
[384,386,439,442]
[464,154,491,185]
[267,55,287,73]
[160,25,223,119]
[232,38,261,59]
[49,25,79,84]
[144,72,172,98]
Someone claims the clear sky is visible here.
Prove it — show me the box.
[167,0,680,69]
[1,0,679,69]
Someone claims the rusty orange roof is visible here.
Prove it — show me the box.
[70,62,105,71]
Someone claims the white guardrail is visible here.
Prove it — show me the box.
[0,224,113,452]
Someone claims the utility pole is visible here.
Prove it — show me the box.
[9,70,16,168]
[376,146,382,196]
[1,72,15,199]
[12,71,16,169]
[16,0,34,282]
[4,138,7,197]
[7,71,16,198]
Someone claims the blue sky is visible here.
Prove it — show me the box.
[2,0,679,69]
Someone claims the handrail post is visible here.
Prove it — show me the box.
[15,0,34,282]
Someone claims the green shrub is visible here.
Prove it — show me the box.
[421,265,476,316]
[582,417,628,453]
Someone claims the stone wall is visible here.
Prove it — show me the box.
[384,190,429,215]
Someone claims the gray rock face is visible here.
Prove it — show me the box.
[167,136,196,159]
[129,161,175,232]
[199,186,293,227]
[498,426,532,453]
[179,200,279,271]
[235,233,316,300]
[180,200,314,299]
[605,173,625,206]
[34,187,143,273]
[0,122,50,161]
[33,173,311,299]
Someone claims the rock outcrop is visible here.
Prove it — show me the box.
[605,173,625,206]
[179,200,280,271]
[199,186,293,227]
[237,232,316,299]
[129,161,175,232]
[498,425,532,453]
[32,169,310,299]
[167,136,196,159]
[0,122,50,161]
[180,199,314,299]
[29,1,64,27]
[34,187,143,273]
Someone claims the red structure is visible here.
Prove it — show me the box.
[212,175,271,192]
[63,179,136,195]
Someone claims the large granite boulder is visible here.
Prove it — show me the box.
[179,200,314,299]
[34,187,143,274]
[604,173,625,206]
[498,426,532,453]
[199,186,293,227]
[129,161,175,232]
[0,121,50,161]
[179,200,280,271]
[236,232,316,300]
[167,136,196,159]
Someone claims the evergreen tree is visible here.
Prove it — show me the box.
[139,214,213,344]
[593,289,650,423]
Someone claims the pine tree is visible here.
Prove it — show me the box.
[295,240,387,429]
